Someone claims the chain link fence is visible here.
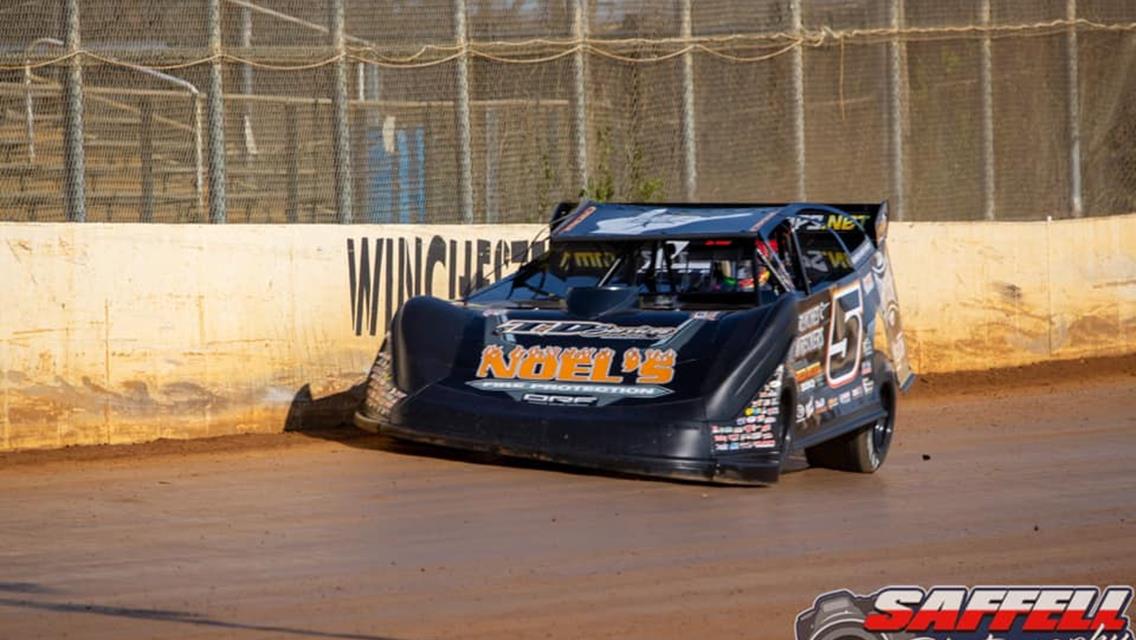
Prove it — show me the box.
[0,0,1133,223]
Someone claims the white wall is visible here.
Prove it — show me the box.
[1,214,1133,451]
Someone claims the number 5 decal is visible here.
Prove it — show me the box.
[825,281,863,388]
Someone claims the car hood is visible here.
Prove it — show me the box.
[388,295,798,419]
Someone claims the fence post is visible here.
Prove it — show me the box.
[352,63,368,224]
[61,0,85,222]
[206,0,227,223]
[193,96,205,221]
[285,105,299,223]
[887,0,907,221]
[485,107,498,222]
[572,0,589,194]
[454,0,474,223]
[789,0,806,200]
[1066,0,1083,218]
[239,5,257,162]
[979,0,996,220]
[139,98,154,222]
[680,0,697,201]
[330,0,353,223]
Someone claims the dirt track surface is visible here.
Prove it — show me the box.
[2,357,1135,639]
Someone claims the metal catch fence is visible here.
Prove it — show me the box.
[0,0,1134,223]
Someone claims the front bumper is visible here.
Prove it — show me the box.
[353,384,783,485]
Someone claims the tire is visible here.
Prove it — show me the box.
[778,378,797,472]
[805,381,896,473]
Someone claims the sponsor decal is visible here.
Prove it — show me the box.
[825,281,864,389]
[793,327,826,359]
[798,302,831,332]
[691,311,722,320]
[493,319,682,341]
[470,345,676,406]
[795,585,1134,640]
[851,386,863,399]
[862,273,876,294]
[799,396,824,422]
[827,397,839,410]
[862,378,874,395]
[591,208,753,235]
[861,360,872,376]
[555,205,597,235]
[557,249,615,270]
[803,249,853,273]
[721,367,783,454]
[795,213,870,231]
[521,393,597,406]
[795,362,822,383]
[476,345,675,385]
[893,330,908,363]
[839,391,852,404]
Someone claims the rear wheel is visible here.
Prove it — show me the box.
[805,383,895,473]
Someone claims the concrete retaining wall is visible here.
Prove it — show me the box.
[2,214,1133,451]
[890,214,1136,374]
[0,224,543,451]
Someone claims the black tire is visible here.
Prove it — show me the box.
[805,381,896,473]
[778,378,797,472]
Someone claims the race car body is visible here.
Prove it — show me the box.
[355,201,914,485]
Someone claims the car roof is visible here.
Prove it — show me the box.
[550,201,861,241]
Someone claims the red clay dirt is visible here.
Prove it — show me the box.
[0,356,1134,639]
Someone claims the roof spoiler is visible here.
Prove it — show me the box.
[550,201,579,227]
[549,200,891,243]
[824,201,890,244]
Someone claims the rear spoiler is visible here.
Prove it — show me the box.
[550,201,578,228]
[822,202,890,244]
[549,200,891,244]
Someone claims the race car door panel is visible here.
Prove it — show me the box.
[789,217,874,434]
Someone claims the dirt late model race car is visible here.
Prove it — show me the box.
[355,201,915,485]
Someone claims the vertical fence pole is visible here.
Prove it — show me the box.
[206,0,227,223]
[239,5,257,162]
[454,0,474,223]
[285,105,299,223]
[979,0,996,220]
[139,98,154,222]
[1065,0,1083,218]
[24,62,36,163]
[193,96,205,220]
[680,0,697,201]
[887,0,907,221]
[789,0,806,200]
[571,0,589,194]
[61,0,85,222]
[352,62,368,223]
[330,0,353,223]
[485,107,498,222]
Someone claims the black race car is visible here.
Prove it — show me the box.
[355,201,915,485]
